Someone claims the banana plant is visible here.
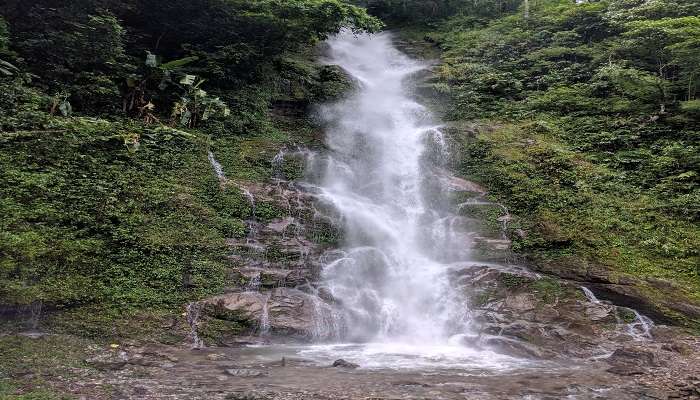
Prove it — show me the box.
[0,59,18,76]
[171,76,230,128]
[123,52,201,121]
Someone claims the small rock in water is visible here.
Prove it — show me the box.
[207,353,227,361]
[661,342,693,356]
[332,359,359,369]
[392,380,431,388]
[225,368,267,377]
[225,392,267,400]
[85,351,129,371]
[606,365,647,376]
[607,346,662,367]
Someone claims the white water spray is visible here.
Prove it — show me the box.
[581,287,601,304]
[186,302,205,349]
[309,32,520,368]
[207,150,225,181]
[259,292,271,337]
[581,286,654,340]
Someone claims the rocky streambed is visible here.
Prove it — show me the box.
[29,324,698,399]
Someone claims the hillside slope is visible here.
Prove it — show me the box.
[392,0,700,327]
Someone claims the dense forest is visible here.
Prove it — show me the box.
[0,0,699,397]
[357,0,699,325]
[408,0,700,323]
[0,0,379,314]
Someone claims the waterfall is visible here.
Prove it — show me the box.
[625,309,654,340]
[581,286,601,304]
[207,150,225,181]
[582,286,654,340]
[309,31,494,358]
[259,293,271,337]
[186,302,205,349]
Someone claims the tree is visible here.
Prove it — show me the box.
[622,17,700,107]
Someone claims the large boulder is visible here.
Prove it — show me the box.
[203,288,334,338]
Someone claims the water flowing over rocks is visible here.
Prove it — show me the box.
[63,335,700,399]
[97,31,700,399]
[331,359,359,369]
[2,32,696,400]
[191,31,696,360]
[203,288,335,339]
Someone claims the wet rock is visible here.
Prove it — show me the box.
[458,263,684,360]
[128,356,162,367]
[664,301,700,320]
[225,369,267,377]
[443,175,487,194]
[503,293,537,312]
[85,351,129,370]
[482,335,547,359]
[225,392,271,400]
[650,325,683,341]
[392,380,431,387]
[133,386,150,396]
[607,346,662,368]
[661,342,693,356]
[332,359,359,369]
[238,267,307,288]
[584,302,615,322]
[531,258,700,327]
[589,284,676,325]
[606,365,647,376]
[207,353,227,361]
[203,288,335,338]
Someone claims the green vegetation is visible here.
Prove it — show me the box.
[0,0,697,367]
[499,273,534,289]
[0,335,91,399]
[382,0,699,324]
[0,1,379,330]
[356,0,521,24]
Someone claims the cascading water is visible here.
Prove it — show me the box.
[300,32,522,369]
[186,302,205,349]
[581,286,654,341]
[207,150,226,181]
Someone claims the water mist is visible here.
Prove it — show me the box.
[302,32,520,369]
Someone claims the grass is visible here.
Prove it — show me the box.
[0,335,96,400]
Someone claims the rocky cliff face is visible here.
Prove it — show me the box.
[184,34,700,379]
[193,159,344,343]
[194,142,693,366]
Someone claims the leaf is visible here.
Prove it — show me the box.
[0,59,18,76]
[180,110,192,126]
[180,74,196,86]
[150,126,195,138]
[0,59,19,71]
[59,100,73,117]
[145,52,158,67]
[160,56,199,71]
